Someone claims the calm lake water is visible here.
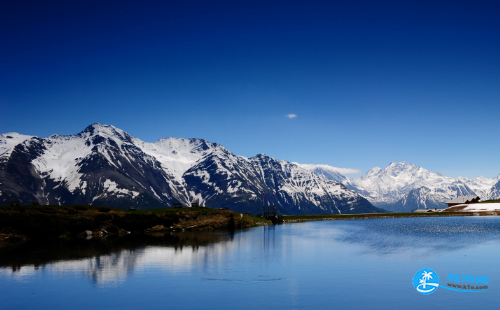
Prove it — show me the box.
[1,216,500,309]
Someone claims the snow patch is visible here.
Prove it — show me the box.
[462,203,500,212]
[102,179,139,197]
[149,186,162,201]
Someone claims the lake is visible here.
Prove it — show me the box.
[1,216,499,309]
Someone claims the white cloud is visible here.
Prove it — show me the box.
[295,163,362,175]
[285,114,297,118]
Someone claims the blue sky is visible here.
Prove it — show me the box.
[1,0,499,178]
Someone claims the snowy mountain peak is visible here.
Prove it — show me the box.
[79,123,133,143]
[81,123,108,134]
[362,167,382,178]
[389,161,409,166]
[359,162,432,183]
[384,161,421,176]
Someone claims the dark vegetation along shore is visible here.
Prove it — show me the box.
[0,205,270,243]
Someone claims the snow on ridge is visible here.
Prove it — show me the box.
[133,136,227,181]
[31,133,93,192]
[0,132,35,160]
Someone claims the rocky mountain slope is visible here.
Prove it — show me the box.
[0,124,378,214]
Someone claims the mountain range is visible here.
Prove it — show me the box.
[4,124,497,213]
[0,124,378,215]
[301,162,500,212]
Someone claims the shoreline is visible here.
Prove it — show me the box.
[2,205,499,244]
[283,211,500,222]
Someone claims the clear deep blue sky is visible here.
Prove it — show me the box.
[1,0,499,178]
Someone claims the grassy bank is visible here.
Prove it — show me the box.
[0,205,270,243]
[283,211,500,222]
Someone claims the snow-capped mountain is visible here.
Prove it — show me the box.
[0,124,378,214]
[313,161,500,212]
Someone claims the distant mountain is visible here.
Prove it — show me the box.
[0,124,379,214]
[294,163,348,183]
[311,161,500,212]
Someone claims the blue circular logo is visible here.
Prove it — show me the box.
[413,268,439,295]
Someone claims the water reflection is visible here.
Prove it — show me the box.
[0,232,236,285]
[1,218,500,310]
[2,217,500,286]
[262,224,276,254]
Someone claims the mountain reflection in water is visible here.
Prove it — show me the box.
[0,217,500,283]
[0,231,235,285]
[1,218,500,310]
[2,217,500,286]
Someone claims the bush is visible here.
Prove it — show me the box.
[74,205,88,211]
[98,207,111,213]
